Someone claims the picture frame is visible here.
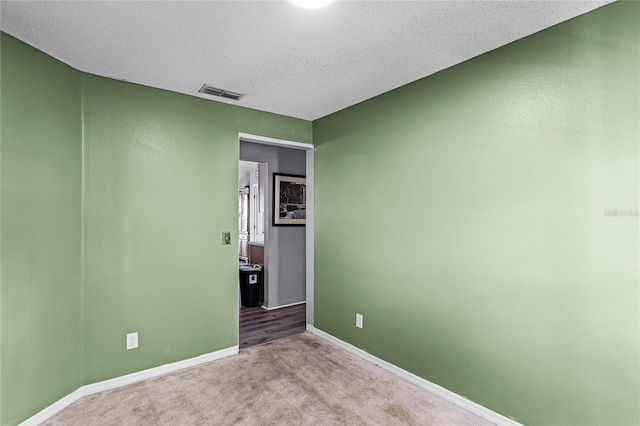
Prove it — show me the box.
[273,173,306,226]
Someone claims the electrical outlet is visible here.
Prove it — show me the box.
[221,231,231,245]
[126,332,138,350]
[356,313,363,329]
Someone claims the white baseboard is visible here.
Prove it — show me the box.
[18,388,85,426]
[18,345,239,426]
[261,300,306,311]
[307,325,521,426]
[22,327,521,426]
[83,346,238,396]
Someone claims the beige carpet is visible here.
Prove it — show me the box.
[44,333,494,425]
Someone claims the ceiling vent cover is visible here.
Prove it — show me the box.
[199,84,245,101]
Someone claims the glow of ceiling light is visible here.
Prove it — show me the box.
[289,0,335,9]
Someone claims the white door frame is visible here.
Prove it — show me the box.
[238,133,314,327]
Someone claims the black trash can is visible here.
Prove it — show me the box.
[239,264,262,307]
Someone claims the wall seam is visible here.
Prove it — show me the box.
[79,74,86,387]
[0,30,4,424]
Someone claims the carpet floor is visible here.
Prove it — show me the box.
[44,333,494,425]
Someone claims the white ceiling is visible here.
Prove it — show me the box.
[1,1,611,121]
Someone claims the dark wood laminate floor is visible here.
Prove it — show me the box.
[239,303,306,350]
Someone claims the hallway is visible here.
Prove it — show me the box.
[239,303,306,349]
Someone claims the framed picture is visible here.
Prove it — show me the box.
[273,173,306,226]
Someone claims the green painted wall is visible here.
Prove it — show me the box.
[80,74,311,384]
[313,2,639,425]
[1,33,83,425]
[1,32,311,424]
[2,1,639,424]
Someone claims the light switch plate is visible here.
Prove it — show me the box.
[222,231,231,245]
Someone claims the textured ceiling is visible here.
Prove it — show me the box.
[1,1,611,121]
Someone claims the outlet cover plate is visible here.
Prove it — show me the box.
[356,313,363,329]
[126,332,138,350]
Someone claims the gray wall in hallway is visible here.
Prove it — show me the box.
[240,141,306,308]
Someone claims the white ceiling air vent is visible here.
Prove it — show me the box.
[198,84,245,101]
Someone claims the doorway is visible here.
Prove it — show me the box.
[238,161,265,265]
[237,133,314,349]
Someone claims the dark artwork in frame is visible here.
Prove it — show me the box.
[273,173,306,226]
